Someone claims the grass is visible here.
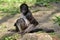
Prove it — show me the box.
[0,0,36,15]
[0,0,60,15]
[53,16,60,26]
[1,33,21,40]
[0,0,20,15]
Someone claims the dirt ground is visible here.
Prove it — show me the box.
[0,3,60,40]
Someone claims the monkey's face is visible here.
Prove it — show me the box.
[20,3,28,15]
[21,6,28,14]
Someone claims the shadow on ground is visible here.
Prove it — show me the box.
[0,14,16,24]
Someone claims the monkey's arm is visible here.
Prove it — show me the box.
[26,12,39,26]
[24,24,35,33]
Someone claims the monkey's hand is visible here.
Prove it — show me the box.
[24,24,35,33]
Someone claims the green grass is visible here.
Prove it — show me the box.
[1,33,21,40]
[53,16,60,26]
[36,0,60,7]
[0,0,60,15]
[0,0,36,15]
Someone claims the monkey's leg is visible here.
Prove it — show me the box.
[16,25,24,37]
[16,24,23,33]
[14,23,19,32]
[15,26,19,32]
[24,24,35,33]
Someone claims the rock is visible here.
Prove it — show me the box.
[20,33,52,40]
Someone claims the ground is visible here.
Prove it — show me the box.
[0,3,60,40]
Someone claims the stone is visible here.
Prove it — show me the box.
[20,33,52,40]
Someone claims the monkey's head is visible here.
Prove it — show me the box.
[20,3,29,15]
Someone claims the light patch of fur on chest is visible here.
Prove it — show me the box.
[20,14,30,26]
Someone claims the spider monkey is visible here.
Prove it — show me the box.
[14,3,39,34]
